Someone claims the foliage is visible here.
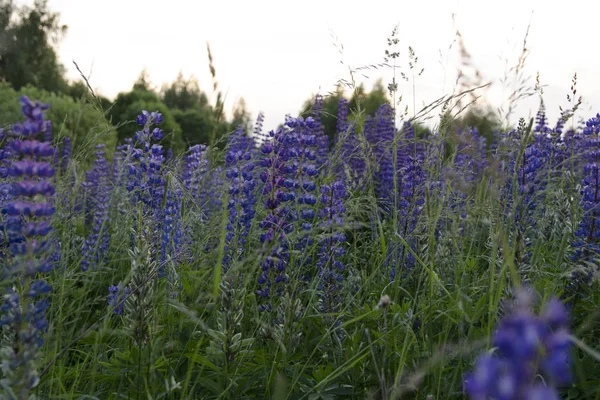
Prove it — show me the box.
[160,71,248,147]
[0,83,117,163]
[0,0,68,93]
[161,72,209,111]
[172,107,229,148]
[230,97,252,133]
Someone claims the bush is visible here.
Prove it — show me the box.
[0,83,117,164]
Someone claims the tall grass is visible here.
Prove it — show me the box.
[1,28,600,400]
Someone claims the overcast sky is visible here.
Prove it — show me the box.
[18,0,600,132]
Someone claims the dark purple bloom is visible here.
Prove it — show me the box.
[108,283,130,315]
[464,294,572,400]
[316,180,348,313]
[256,125,298,307]
[81,145,111,271]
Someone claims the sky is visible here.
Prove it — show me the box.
[17,0,600,132]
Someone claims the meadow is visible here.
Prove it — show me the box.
[1,73,600,400]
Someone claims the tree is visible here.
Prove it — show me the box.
[172,107,214,146]
[67,80,89,100]
[159,71,236,147]
[0,1,12,41]
[0,0,68,93]
[160,72,208,110]
[230,97,252,132]
[65,80,112,111]
[133,69,153,92]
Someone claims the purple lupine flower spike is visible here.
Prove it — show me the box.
[223,126,256,270]
[0,96,56,396]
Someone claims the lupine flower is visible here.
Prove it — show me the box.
[571,163,600,267]
[336,97,350,142]
[453,127,488,187]
[583,113,600,139]
[316,180,348,313]
[159,187,183,296]
[180,144,209,258]
[0,131,14,232]
[282,116,320,282]
[160,189,183,267]
[254,112,265,142]
[60,136,71,172]
[570,113,600,286]
[256,125,295,307]
[223,126,256,270]
[514,132,550,239]
[377,121,427,280]
[554,109,570,136]
[285,116,319,231]
[112,142,128,184]
[372,104,395,205]
[124,110,165,210]
[147,143,166,209]
[81,145,111,271]
[364,115,377,153]
[108,283,130,315]
[310,95,330,167]
[205,166,224,220]
[337,98,367,190]
[122,111,183,285]
[397,123,426,230]
[441,126,488,231]
[519,136,546,200]
[464,293,572,400]
[0,96,56,396]
[182,144,208,201]
[42,120,53,143]
[251,113,268,180]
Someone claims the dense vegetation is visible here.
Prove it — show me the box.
[1,91,599,399]
[2,1,600,400]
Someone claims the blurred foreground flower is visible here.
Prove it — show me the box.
[464,292,572,400]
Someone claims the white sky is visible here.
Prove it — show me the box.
[16,0,600,132]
